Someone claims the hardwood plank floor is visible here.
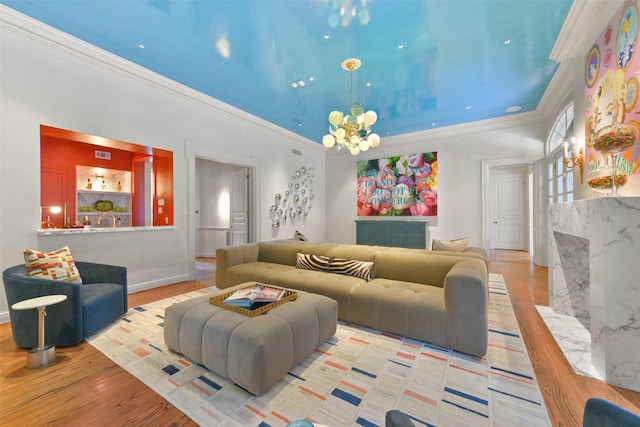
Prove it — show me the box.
[1,253,639,426]
[489,250,640,426]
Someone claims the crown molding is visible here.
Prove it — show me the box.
[0,5,323,151]
[325,110,546,156]
[537,60,574,124]
[550,0,624,62]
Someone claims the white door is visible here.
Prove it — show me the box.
[231,169,249,245]
[491,167,526,250]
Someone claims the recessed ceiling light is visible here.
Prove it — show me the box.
[505,105,522,113]
[309,76,315,82]
[366,82,371,87]
[431,122,436,126]
[504,39,511,45]
[397,43,404,49]
[298,80,305,87]
[135,41,145,49]
[465,105,472,110]
[215,35,231,59]
[291,82,298,88]
[322,32,332,40]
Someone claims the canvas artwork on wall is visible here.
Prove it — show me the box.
[584,1,640,179]
[357,152,438,217]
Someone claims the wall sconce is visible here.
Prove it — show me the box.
[563,139,584,183]
[40,205,64,229]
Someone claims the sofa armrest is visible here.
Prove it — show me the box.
[216,243,259,287]
[75,261,128,310]
[443,259,488,356]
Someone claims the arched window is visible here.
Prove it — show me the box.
[547,103,574,203]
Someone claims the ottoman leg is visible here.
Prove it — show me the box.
[227,315,294,395]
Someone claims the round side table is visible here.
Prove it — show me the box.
[11,294,67,368]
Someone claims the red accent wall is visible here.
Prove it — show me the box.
[154,153,174,226]
[40,125,174,227]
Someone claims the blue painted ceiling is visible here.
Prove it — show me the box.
[3,0,573,144]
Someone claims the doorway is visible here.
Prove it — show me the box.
[195,158,251,257]
[481,158,537,253]
[489,165,527,250]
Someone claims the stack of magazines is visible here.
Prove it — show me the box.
[223,284,285,309]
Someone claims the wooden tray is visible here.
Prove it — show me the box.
[209,285,297,317]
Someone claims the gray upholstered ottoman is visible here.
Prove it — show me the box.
[163,284,338,395]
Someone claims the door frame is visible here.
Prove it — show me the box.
[185,147,259,281]
[481,156,539,253]
[230,168,249,246]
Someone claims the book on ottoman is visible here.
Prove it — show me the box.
[223,284,285,309]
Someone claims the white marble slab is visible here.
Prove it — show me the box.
[536,306,602,380]
[548,197,640,392]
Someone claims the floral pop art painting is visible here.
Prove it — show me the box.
[357,152,438,217]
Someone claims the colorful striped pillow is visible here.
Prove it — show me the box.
[23,246,83,284]
[296,253,330,272]
[328,257,374,281]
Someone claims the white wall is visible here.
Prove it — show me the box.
[0,9,326,322]
[325,115,546,247]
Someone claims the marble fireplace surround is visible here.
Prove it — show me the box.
[549,197,640,392]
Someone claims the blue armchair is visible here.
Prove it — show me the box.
[3,261,127,347]
[583,397,640,427]
[385,410,415,427]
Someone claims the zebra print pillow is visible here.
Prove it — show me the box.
[328,257,374,281]
[296,253,330,272]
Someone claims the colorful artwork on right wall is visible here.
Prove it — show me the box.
[584,0,640,179]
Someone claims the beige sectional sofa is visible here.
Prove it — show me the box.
[215,240,489,357]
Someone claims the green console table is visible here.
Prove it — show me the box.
[355,220,430,249]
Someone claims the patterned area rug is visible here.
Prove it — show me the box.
[88,274,550,426]
[195,259,216,285]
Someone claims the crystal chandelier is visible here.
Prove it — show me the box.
[322,58,380,156]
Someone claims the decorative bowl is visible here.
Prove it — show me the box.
[587,166,628,193]
[592,123,639,154]
[94,200,114,212]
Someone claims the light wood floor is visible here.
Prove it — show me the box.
[1,252,639,426]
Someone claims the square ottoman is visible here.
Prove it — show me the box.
[163,284,338,395]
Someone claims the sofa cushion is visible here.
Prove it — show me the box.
[269,269,365,321]
[258,241,304,266]
[23,246,83,284]
[373,252,461,287]
[326,244,379,262]
[296,253,330,272]
[328,257,374,281]
[350,280,445,345]
[225,262,295,286]
[432,237,469,252]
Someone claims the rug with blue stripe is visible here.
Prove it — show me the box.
[88,273,550,426]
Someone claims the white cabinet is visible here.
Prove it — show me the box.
[76,190,131,227]
[75,165,133,228]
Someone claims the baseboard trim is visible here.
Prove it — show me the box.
[0,275,191,325]
[127,274,190,294]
